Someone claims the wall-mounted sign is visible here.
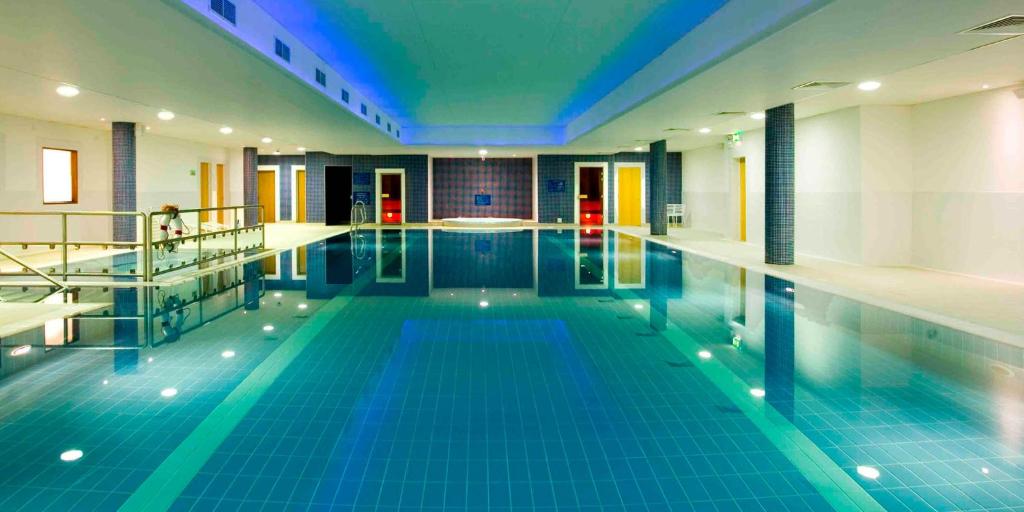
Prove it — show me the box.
[353,172,371,185]
[474,194,492,206]
[547,179,566,193]
[352,191,371,204]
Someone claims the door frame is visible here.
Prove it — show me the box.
[612,162,646,226]
[737,157,747,242]
[199,162,211,222]
[574,229,609,289]
[573,161,608,225]
[290,164,306,223]
[375,168,405,225]
[257,165,281,222]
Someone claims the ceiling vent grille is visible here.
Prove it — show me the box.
[664,128,691,132]
[713,111,747,116]
[961,15,1024,35]
[792,81,851,90]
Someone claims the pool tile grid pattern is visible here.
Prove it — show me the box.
[171,290,833,511]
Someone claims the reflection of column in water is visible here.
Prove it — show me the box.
[113,253,139,373]
[243,260,262,310]
[646,240,682,332]
[764,275,796,420]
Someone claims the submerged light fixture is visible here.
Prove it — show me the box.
[750,388,766,398]
[161,387,178,398]
[60,449,84,462]
[856,466,880,479]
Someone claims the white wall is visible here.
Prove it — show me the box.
[911,88,1024,283]
[0,113,239,253]
[681,144,731,236]
[680,88,1023,282]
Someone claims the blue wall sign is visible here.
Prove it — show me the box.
[353,172,371,185]
[474,194,492,206]
[352,191,371,204]
[547,179,566,193]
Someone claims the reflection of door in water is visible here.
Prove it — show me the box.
[376,230,406,282]
[617,166,642,226]
[616,233,643,286]
[577,229,605,286]
[262,254,277,275]
[380,173,402,224]
[296,246,307,277]
[258,171,276,223]
[579,166,603,225]
[296,169,307,223]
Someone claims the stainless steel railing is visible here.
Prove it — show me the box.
[0,205,266,285]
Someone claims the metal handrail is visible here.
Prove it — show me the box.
[0,210,148,281]
[0,205,264,283]
[0,247,67,291]
[145,204,266,279]
[351,201,367,231]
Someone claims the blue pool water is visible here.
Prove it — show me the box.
[0,228,1021,511]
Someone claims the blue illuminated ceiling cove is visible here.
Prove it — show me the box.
[250,0,728,144]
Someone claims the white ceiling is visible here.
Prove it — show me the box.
[0,0,1020,156]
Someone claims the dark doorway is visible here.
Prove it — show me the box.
[579,166,604,225]
[325,165,352,225]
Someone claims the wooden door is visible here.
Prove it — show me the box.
[617,166,642,226]
[200,162,211,222]
[216,164,225,224]
[257,170,276,223]
[296,169,307,222]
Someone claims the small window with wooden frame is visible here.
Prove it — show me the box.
[42,147,78,204]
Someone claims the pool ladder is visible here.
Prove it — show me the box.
[351,201,368,232]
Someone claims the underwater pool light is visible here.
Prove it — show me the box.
[221,350,236,359]
[273,292,282,298]
[698,350,712,360]
[161,387,178,398]
[981,467,990,475]
[856,466,880,479]
[750,388,766,398]
[298,303,308,310]
[262,325,275,332]
[633,304,643,310]
[479,301,489,308]
[10,345,31,357]
[60,449,83,462]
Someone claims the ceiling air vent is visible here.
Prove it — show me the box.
[664,128,691,132]
[961,15,1024,35]
[714,111,746,116]
[792,81,851,90]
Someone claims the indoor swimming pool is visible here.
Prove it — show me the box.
[0,228,1020,511]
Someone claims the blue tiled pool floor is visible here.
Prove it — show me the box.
[170,292,832,511]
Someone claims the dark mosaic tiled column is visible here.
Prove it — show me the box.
[243,147,258,226]
[765,103,795,265]
[111,122,137,242]
[649,140,668,235]
[764,275,795,420]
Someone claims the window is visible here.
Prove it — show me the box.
[210,0,236,24]
[396,130,400,139]
[42,148,78,204]
[315,68,327,87]
[360,103,367,116]
[274,38,290,62]
[375,114,381,125]
[387,122,391,133]
[341,89,349,103]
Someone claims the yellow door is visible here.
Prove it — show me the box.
[618,166,642,226]
[738,158,747,242]
[216,164,225,224]
[200,163,211,222]
[258,171,276,223]
[296,170,307,223]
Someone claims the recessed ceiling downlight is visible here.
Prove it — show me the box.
[261,137,273,144]
[157,110,175,121]
[633,146,643,152]
[478,149,488,156]
[56,84,80,97]
[219,126,233,135]
[699,128,711,134]
[297,147,307,152]
[857,81,881,91]
[749,112,766,120]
